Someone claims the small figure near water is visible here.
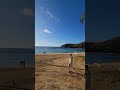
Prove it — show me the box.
[43,51,46,54]
[20,59,26,68]
[68,53,73,72]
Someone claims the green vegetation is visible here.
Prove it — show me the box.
[74,56,85,62]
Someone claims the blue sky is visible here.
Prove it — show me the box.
[35,0,85,47]
[86,0,120,42]
[0,0,34,48]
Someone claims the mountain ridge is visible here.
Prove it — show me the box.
[61,37,120,53]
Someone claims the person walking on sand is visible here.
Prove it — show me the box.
[68,53,73,71]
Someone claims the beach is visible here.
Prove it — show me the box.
[0,67,34,90]
[35,53,85,90]
[88,63,120,90]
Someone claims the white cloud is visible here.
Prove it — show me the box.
[40,7,60,22]
[46,10,54,18]
[42,29,52,34]
[20,8,34,16]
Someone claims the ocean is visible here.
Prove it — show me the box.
[0,47,84,67]
[0,47,120,67]
[86,52,120,64]
[0,48,34,67]
[35,47,120,64]
[0,52,34,67]
[35,46,85,54]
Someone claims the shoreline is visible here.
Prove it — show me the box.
[35,52,85,55]
[0,64,34,69]
[86,52,120,54]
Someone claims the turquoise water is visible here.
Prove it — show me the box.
[35,46,85,54]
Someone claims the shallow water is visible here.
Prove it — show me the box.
[35,46,85,54]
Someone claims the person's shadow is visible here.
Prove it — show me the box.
[41,62,85,77]
[69,71,84,77]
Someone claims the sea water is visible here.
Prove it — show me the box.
[35,46,85,54]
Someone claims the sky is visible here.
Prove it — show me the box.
[35,0,85,47]
[0,0,34,48]
[86,0,120,42]
[1,0,120,48]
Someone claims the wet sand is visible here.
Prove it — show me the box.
[35,53,85,90]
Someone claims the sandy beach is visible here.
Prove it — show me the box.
[35,53,85,90]
[88,63,120,90]
[0,67,34,90]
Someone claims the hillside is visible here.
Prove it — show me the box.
[61,37,120,53]
[86,37,120,53]
[61,42,85,48]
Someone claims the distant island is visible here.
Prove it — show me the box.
[61,36,120,53]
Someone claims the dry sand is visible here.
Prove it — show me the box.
[89,63,120,90]
[35,53,85,90]
[0,67,34,90]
